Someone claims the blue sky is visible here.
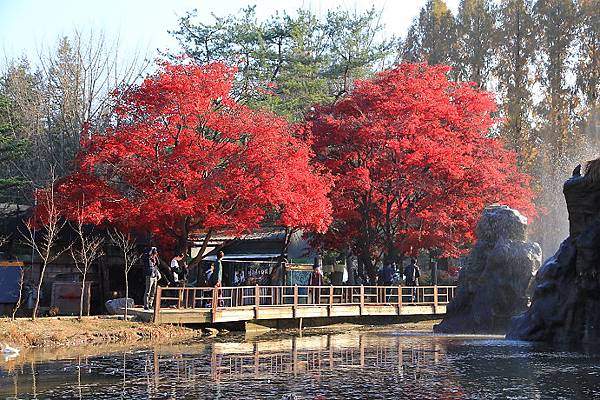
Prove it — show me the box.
[0,0,460,65]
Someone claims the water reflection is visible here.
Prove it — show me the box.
[1,331,600,399]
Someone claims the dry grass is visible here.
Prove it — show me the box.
[0,317,201,348]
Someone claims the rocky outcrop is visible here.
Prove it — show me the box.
[435,205,542,334]
[507,161,600,343]
[105,298,134,315]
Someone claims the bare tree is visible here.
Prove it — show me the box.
[0,29,151,203]
[20,170,67,320]
[69,202,104,320]
[108,228,140,319]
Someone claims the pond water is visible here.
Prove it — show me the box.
[1,329,600,399]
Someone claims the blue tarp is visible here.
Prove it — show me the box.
[0,266,22,303]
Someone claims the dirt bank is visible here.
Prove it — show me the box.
[0,316,442,350]
[0,317,201,349]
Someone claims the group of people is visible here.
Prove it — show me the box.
[143,247,224,310]
[380,258,421,287]
[143,247,422,309]
[306,257,421,287]
[304,257,422,304]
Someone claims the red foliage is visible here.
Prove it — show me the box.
[50,60,332,251]
[306,64,535,277]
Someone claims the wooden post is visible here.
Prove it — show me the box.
[359,285,364,315]
[328,285,334,317]
[433,285,439,314]
[153,286,162,323]
[293,285,298,319]
[254,284,260,319]
[177,288,183,308]
[397,285,402,315]
[211,286,218,323]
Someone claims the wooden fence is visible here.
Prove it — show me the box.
[153,285,456,323]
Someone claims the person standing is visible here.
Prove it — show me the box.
[170,253,185,286]
[404,258,421,302]
[383,262,395,303]
[383,263,395,286]
[206,263,215,286]
[215,251,224,287]
[308,260,324,304]
[144,247,161,310]
[213,251,224,307]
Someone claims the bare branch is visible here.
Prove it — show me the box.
[108,228,140,318]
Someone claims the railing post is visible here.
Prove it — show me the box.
[433,285,439,313]
[153,286,162,323]
[359,285,364,315]
[328,285,333,317]
[293,285,298,319]
[211,286,218,323]
[254,284,260,319]
[397,285,402,315]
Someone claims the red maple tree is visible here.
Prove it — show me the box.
[305,64,535,281]
[48,60,332,264]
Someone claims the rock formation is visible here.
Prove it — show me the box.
[508,159,600,343]
[435,205,542,334]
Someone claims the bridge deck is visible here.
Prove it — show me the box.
[136,285,455,325]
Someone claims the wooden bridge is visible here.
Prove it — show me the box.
[133,285,456,325]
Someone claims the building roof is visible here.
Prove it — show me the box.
[203,253,282,262]
[188,226,287,247]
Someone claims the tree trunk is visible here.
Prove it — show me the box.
[32,262,47,321]
[281,227,294,258]
[79,270,86,320]
[189,229,213,268]
[178,217,190,255]
[124,266,129,319]
[12,267,25,320]
[98,255,110,304]
[359,252,376,284]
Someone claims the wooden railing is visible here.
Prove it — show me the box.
[153,285,456,322]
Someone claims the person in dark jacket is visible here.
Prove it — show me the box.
[308,259,324,304]
[383,263,395,285]
[144,247,161,310]
[404,258,421,302]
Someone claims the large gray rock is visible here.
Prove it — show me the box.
[105,298,134,315]
[435,205,542,334]
[507,162,600,343]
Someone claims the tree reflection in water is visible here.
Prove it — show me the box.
[3,331,600,399]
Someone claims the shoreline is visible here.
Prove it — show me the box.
[0,317,201,349]
[0,316,443,350]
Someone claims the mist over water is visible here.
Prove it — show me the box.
[530,109,600,261]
